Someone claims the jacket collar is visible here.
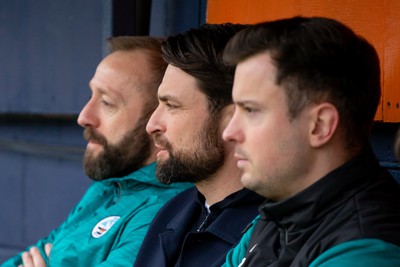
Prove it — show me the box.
[99,162,156,185]
[100,162,191,189]
[259,147,382,229]
[163,188,264,244]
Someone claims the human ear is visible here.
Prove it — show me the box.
[309,103,339,148]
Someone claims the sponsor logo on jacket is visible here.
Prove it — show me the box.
[92,216,120,238]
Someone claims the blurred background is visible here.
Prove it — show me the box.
[1,0,399,263]
[0,0,206,261]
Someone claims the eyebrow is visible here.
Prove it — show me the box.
[235,100,255,106]
[158,94,176,102]
[89,82,124,102]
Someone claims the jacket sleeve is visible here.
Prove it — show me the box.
[309,238,400,267]
[222,215,260,267]
[0,195,86,267]
[1,237,53,267]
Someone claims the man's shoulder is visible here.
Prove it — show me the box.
[309,239,400,267]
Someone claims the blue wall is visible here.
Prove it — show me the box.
[0,0,106,114]
[0,0,107,261]
[371,122,400,183]
[0,117,91,261]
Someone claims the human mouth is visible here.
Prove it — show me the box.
[234,152,248,169]
[88,139,100,145]
[153,135,171,160]
[86,140,103,151]
[83,129,106,147]
[154,143,169,160]
[156,149,169,160]
[154,143,165,150]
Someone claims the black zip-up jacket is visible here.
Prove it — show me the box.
[240,148,400,266]
[134,187,264,267]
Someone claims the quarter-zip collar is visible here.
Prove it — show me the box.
[259,147,381,231]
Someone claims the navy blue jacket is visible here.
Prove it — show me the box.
[134,187,265,267]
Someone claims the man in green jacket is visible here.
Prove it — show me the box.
[2,36,191,267]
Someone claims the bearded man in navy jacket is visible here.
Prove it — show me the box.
[134,23,265,267]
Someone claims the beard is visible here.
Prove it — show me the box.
[83,115,152,181]
[155,115,225,184]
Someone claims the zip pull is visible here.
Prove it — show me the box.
[114,182,122,203]
[197,213,210,232]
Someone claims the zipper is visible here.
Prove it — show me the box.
[196,213,210,232]
[279,224,288,245]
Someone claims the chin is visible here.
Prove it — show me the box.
[156,156,167,165]
[92,143,106,152]
[240,173,254,188]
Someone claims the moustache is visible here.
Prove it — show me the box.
[83,129,107,146]
[153,134,172,151]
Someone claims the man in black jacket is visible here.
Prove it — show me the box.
[134,24,264,267]
[222,16,400,266]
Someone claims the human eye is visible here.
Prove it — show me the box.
[158,95,181,112]
[241,105,258,114]
[100,97,116,109]
[165,101,179,110]
[101,99,111,106]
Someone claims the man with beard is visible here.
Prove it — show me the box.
[133,24,265,267]
[2,36,191,267]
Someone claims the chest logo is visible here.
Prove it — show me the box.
[92,216,120,238]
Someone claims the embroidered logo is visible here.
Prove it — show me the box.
[92,216,120,238]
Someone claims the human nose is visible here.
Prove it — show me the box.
[77,99,98,128]
[146,105,165,135]
[222,111,244,143]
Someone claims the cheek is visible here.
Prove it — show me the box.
[250,125,289,161]
[107,129,126,146]
[164,121,194,149]
[108,119,138,144]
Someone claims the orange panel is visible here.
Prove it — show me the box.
[383,0,400,121]
[207,0,400,122]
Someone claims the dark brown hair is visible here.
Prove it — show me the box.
[161,23,247,114]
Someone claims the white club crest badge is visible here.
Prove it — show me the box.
[92,216,121,238]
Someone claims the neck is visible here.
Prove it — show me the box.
[195,156,244,206]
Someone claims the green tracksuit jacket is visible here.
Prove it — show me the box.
[222,216,400,267]
[2,162,192,266]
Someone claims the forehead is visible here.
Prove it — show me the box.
[91,50,152,99]
[101,50,151,78]
[158,64,207,105]
[232,52,279,101]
